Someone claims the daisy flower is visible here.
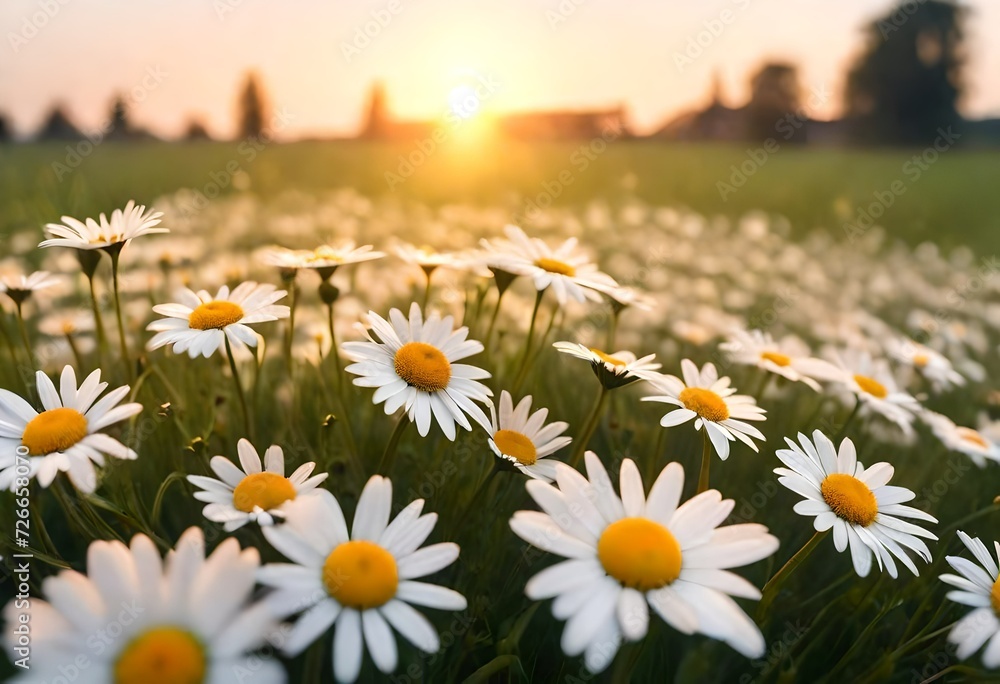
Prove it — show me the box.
[799,350,920,435]
[604,285,655,313]
[40,200,166,251]
[922,411,1000,468]
[718,329,821,391]
[0,366,142,493]
[263,243,386,277]
[940,531,1000,667]
[146,282,289,359]
[488,390,571,481]
[259,476,467,683]
[553,341,660,389]
[510,453,779,672]
[3,528,286,683]
[774,430,937,578]
[480,225,619,305]
[643,359,766,460]
[888,338,965,392]
[394,243,459,272]
[187,438,329,531]
[0,270,61,305]
[342,303,492,439]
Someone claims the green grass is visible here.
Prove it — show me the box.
[0,140,997,250]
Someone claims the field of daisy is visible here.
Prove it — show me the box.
[0,147,999,684]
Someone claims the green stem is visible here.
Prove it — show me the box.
[570,385,610,468]
[834,398,862,442]
[0,316,19,368]
[224,336,253,439]
[377,416,409,475]
[14,303,33,365]
[109,251,133,382]
[421,269,433,311]
[65,333,85,370]
[606,308,620,351]
[757,529,829,621]
[284,276,298,372]
[697,429,713,494]
[87,272,109,360]
[513,289,545,390]
[484,286,508,353]
[327,302,343,380]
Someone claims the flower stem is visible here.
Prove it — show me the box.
[513,289,545,390]
[284,275,298,372]
[87,272,108,363]
[696,429,713,494]
[484,286,508,354]
[757,529,829,621]
[109,251,133,382]
[606,308,620,351]
[834,398,862,442]
[224,336,253,440]
[377,416,409,475]
[421,266,435,311]
[327,302,342,379]
[65,333,84,370]
[14,303,33,365]
[570,385,609,468]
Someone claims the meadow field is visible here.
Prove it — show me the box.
[0,140,998,683]
[1,140,998,251]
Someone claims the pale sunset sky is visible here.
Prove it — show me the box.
[2,0,997,139]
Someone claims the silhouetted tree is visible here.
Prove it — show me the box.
[238,72,268,140]
[746,63,803,142]
[845,0,964,144]
[105,94,132,140]
[0,114,10,142]
[361,82,390,139]
[37,105,82,140]
[184,119,212,141]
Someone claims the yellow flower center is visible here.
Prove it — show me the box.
[493,429,537,465]
[853,374,888,399]
[323,540,398,609]
[956,428,989,449]
[188,301,245,331]
[598,517,682,590]
[535,258,576,277]
[678,387,730,422]
[761,351,791,367]
[114,627,206,684]
[232,472,297,513]
[393,342,451,392]
[821,473,878,527]
[991,579,1000,616]
[912,353,929,368]
[21,407,88,456]
[307,247,342,263]
[589,348,627,367]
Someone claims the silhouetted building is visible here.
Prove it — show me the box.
[653,72,746,141]
[358,83,630,141]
